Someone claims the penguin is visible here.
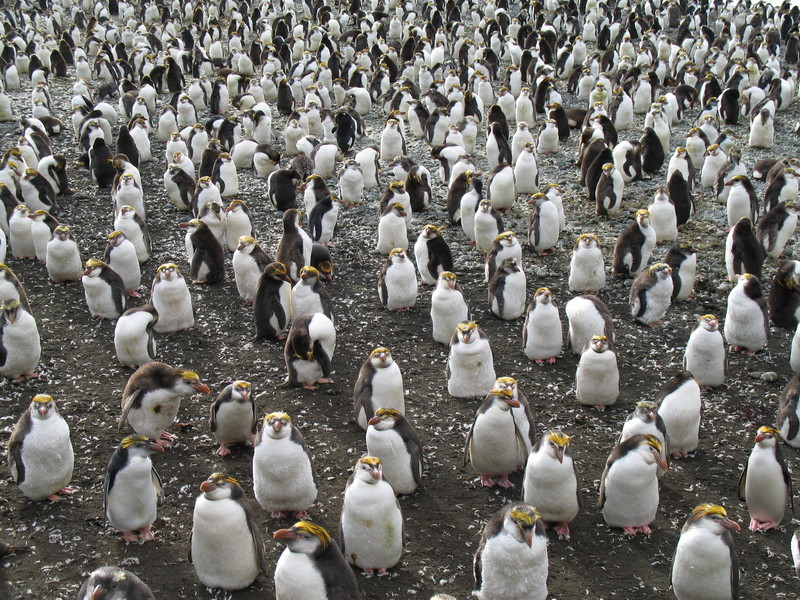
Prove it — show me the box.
[738,426,793,531]
[19,168,57,213]
[565,294,615,355]
[778,374,800,449]
[311,244,334,282]
[446,321,496,399]
[380,118,406,161]
[414,225,453,286]
[599,435,668,535]
[725,175,759,228]
[430,272,471,346]
[647,187,678,243]
[764,167,798,214]
[253,144,281,179]
[118,362,211,443]
[759,202,798,260]
[253,412,317,517]
[77,567,155,600]
[114,305,158,369]
[89,138,116,189]
[267,168,302,211]
[749,108,775,148]
[337,159,365,206]
[308,194,338,245]
[114,206,151,264]
[684,314,727,389]
[379,248,418,312]
[726,218,765,282]
[464,387,527,488]
[619,402,669,479]
[664,242,699,303]
[45,226,83,284]
[37,154,71,196]
[164,163,195,211]
[291,265,334,325]
[485,231,523,283]
[104,230,142,295]
[523,430,582,539]
[340,456,404,574]
[595,162,624,216]
[0,263,31,313]
[224,200,255,252]
[376,203,409,255]
[304,174,332,216]
[210,381,257,456]
[8,394,74,501]
[180,219,226,285]
[150,263,194,333]
[527,193,560,255]
[613,140,643,184]
[276,209,312,283]
[474,199,504,254]
[489,257,526,321]
[366,408,423,496]
[671,504,740,600]
[353,348,405,430]
[232,237,270,306]
[103,435,164,544]
[656,372,702,458]
[190,472,266,591]
[28,210,59,263]
[770,260,800,330]
[0,299,39,381]
[724,273,769,354]
[514,143,540,195]
[569,233,605,293]
[700,144,727,189]
[272,522,361,600]
[575,335,619,410]
[630,263,674,327]
[473,503,548,600]
[523,287,563,364]
[406,163,432,213]
[283,313,337,389]
[253,261,292,341]
[81,258,126,320]
[613,209,657,277]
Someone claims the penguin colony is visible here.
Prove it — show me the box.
[5,0,800,598]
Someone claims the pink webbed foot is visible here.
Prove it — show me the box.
[140,525,155,542]
[537,249,554,256]
[395,306,412,312]
[271,511,289,518]
[244,300,253,306]
[129,290,142,298]
[157,432,175,447]
[622,527,637,535]
[13,372,39,381]
[123,531,140,543]
[377,568,389,576]
[277,334,288,341]
[316,377,332,384]
[636,525,652,535]
[479,474,494,487]
[215,444,231,456]
[362,568,375,576]
[466,240,477,246]
[647,320,664,328]
[291,510,308,519]
[496,475,514,488]
[750,519,777,532]
[554,523,571,539]
[301,383,319,390]
[593,404,608,411]
[47,486,74,501]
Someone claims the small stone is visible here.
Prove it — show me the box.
[748,371,762,379]
[761,372,779,382]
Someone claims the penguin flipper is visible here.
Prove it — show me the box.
[151,466,164,505]
[463,423,475,468]
[245,504,268,575]
[634,288,648,318]
[8,437,24,484]
[776,444,794,513]
[598,462,610,509]
[312,339,332,377]
[118,390,142,431]
[352,373,375,424]
[778,397,800,442]
[737,465,747,502]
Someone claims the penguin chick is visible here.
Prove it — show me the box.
[77,567,155,600]
[190,472,266,591]
[430,271,471,345]
[253,412,317,518]
[446,321,496,399]
[353,348,405,430]
[684,315,727,389]
[8,394,74,501]
[366,408,423,495]
[283,313,337,389]
[569,233,605,293]
[523,287,563,364]
[114,305,158,369]
[378,248,418,312]
[118,362,211,444]
[103,435,164,544]
[339,456,404,574]
[630,263,673,327]
[210,380,257,456]
[738,426,793,531]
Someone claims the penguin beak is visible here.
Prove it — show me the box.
[192,383,211,394]
[38,405,49,418]
[755,431,771,443]
[367,416,383,426]
[447,279,456,289]
[369,468,381,480]
[720,517,740,532]
[199,480,217,493]
[147,441,165,453]
[272,420,283,432]
[273,528,297,541]
[652,451,668,472]
[523,529,533,548]
[505,399,520,408]
[554,445,565,464]
[90,585,105,600]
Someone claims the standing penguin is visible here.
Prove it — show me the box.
[527,193,560,255]
[599,435,668,535]
[366,408,423,495]
[114,305,158,369]
[725,175,759,228]
[114,206,151,264]
[253,261,292,341]
[630,263,674,327]
[266,168,302,211]
[595,162,624,216]
[647,187,678,243]
[180,219,226,284]
[671,504,740,600]
[464,387,526,488]
[105,231,143,295]
[684,315,727,389]
[523,430,582,539]
[759,202,798,260]
[233,236,271,306]
[474,199,504,254]
[379,248,418,312]
[725,218,765,282]
[724,273,769,354]
[778,375,800,449]
[473,503,548,600]
[253,412,317,518]
[291,266,334,323]
[210,380,257,456]
[485,231,523,283]
[665,242,699,302]
[150,263,194,333]
[8,394,74,501]
[576,335,619,410]
[353,348,405,430]
[414,225,453,285]
[523,287,563,364]
[769,260,800,329]
[446,321,496,399]
[283,313,337,389]
[613,210,657,277]
[224,200,255,253]
[565,294,615,354]
[569,233,605,293]
[81,259,126,320]
[275,208,312,282]
[46,226,83,284]
[430,271,471,345]
[190,472,266,591]
[489,257,526,320]
[339,456,404,574]
[739,426,793,531]
[656,373,702,458]
[273,522,361,600]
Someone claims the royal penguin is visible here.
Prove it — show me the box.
[233,237,270,305]
[224,200,255,252]
[575,335,619,410]
[19,168,57,213]
[354,147,380,189]
[376,203,409,255]
[514,143,540,195]
[45,226,83,284]
[37,154,71,196]
[275,208,312,283]
[764,167,798,214]
[523,430,581,539]
[337,160,365,206]
[266,168,302,211]
[724,273,769,354]
[339,456,404,573]
[76,567,155,600]
[308,194,338,245]
[81,258,126,320]
[700,144,727,189]
[684,315,727,389]
[163,163,195,211]
[291,266,334,323]
[379,248,418,312]
[671,504,740,600]
[310,244,334,282]
[759,202,798,260]
[253,144,281,179]
[599,435,668,535]
[380,118,406,161]
[485,231,523,283]
[565,294,615,355]
[114,206,151,264]
[656,373,702,458]
[103,435,164,544]
[414,225,453,285]
[647,187,678,243]
[569,234,605,293]
[179,219,225,285]
[778,374,800,449]
[430,272,471,346]
[209,380,257,456]
[738,426,793,531]
[665,242,699,302]
[630,263,673,327]
[613,210,657,277]
[523,287,563,364]
[118,362,210,444]
[473,503,548,600]
[283,313,337,389]
[28,210,58,263]
[486,164,516,211]
[527,193,560,255]
[272,522,361,600]
[465,388,527,488]
[749,108,775,148]
[190,472,266,590]
[8,394,74,501]
[366,409,423,496]
[353,348,405,430]
[253,261,292,341]
[474,199,504,254]
[595,162,624,216]
[619,402,669,480]
[104,230,143,295]
[114,305,158,369]
[488,257,526,321]
[150,263,194,333]
[726,218,765,282]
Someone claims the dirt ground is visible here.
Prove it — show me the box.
[2,9,800,600]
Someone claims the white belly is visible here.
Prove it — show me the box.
[476,532,548,600]
[340,479,403,570]
[523,454,579,524]
[672,527,736,600]
[106,457,158,533]
[684,328,725,387]
[447,340,496,398]
[152,279,194,332]
[366,429,417,495]
[523,304,563,360]
[469,409,521,476]
[0,313,41,378]
[744,446,788,524]
[253,437,316,512]
[17,417,73,500]
[431,289,469,344]
[274,551,328,600]
[576,351,619,406]
[602,456,659,528]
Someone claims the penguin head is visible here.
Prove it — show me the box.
[273,521,332,554]
[199,472,243,500]
[504,504,541,548]
[754,425,782,446]
[587,335,610,353]
[488,387,520,410]
[230,380,251,403]
[179,218,206,234]
[494,231,518,247]
[705,143,720,156]
[437,271,458,290]
[299,266,321,284]
[389,180,406,195]
[734,216,753,233]
[455,320,481,344]
[635,209,651,228]
[83,258,108,278]
[354,456,383,483]
[498,257,520,273]
[368,347,394,369]
[155,262,181,282]
[697,314,719,331]
[639,435,668,470]
[264,412,293,438]
[367,407,402,430]
[389,247,408,263]
[387,203,407,218]
[30,394,56,419]
[120,434,165,456]
[633,400,658,423]
[178,370,211,395]
[575,233,600,250]
[725,174,747,187]
[107,230,128,247]
[648,262,672,280]
[79,567,153,600]
[420,224,443,240]
[532,287,553,305]
[543,430,571,463]
[687,504,740,533]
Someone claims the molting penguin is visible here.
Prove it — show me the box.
[209,380,257,456]
[430,271,471,346]
[446,321,496,399]
[353,348,405,430]
[569,233,605,293]
[283,313,337,390]
[150,263,194,333]
[739,426,793,531]
[46,226,83,284]
[366,409,423,496]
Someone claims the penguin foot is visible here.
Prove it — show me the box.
[636,525,652,535]
[301,383,319,390]
[291,510,308,519]
[479,474,495,487]
[622,527,638,535]
[157,432,176,446]
[129,290,142,298]
[749,519,777,532]
[123,531,140,543]
[496,475,514,488]
[537,249,554,256]
[535,357,558,365]
[14,372,39,381]
[554,523,571,539]
[316,377,332,384]
[215,444,231,456]
[244,300,253,306]
[671,451,690,458]
[593,404,607,411]
[271,511,289,518]
[395,307,412,312]
[140,526,155,542]
[647,320,664,328]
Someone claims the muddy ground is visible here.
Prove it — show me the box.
[2,15,800,600]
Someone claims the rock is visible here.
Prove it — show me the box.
[760,372,779,382]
